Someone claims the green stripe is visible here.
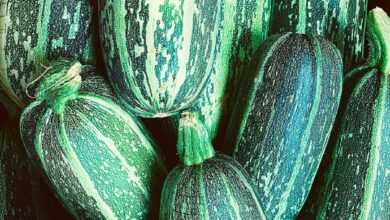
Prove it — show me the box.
[33,0,52,67]
[359,74,387,220]
[297,0,307,33]
[274,37,323,219]
[58,111,118,220]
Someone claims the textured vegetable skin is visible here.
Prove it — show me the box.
[20,61,166,220]
[0,0,95,108]
[270,0,368,72]
[226,33,343,219]
[99,0,223,118]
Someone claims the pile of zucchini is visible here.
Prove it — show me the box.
[0,1,388,219]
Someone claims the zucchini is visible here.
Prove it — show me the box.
[160,112,265,220]
[20,60,167,219]
[315,8,390,219]
[191,0,272,139]
[270,0,368,72]
[0,0,95,108]
[225,33,343,219]
[99,0,223,118]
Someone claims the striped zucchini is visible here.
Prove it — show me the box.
[20,60,167,219]
[190,0,272,140]
[0,0,95,108]
[315,8,390,219]
[225,33,343,219]
[99,0,223,118]
[1,110,36,219]
[160,112,265,220]
[270,0,368,72]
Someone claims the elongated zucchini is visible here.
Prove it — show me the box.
[20,60,167,219]
[225,33,343,219]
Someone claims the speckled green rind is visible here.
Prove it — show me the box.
[20,63,166,219]
[160,153,266,220]
[99,0,223,118]
[190,0,272,139]
[225,33,343,219]
[270,0,368,72]
[0,114,36,219]
[315,69,390,220]
[0,0,95,108]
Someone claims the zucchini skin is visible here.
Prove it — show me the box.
[160,154,265,220]
[226,33,343,219]
[316,69,390,220]
[270,0,368,72]
[191,0,272,139]
[0,0,95,108]
[20,61,166,219]
[99,0,223,118]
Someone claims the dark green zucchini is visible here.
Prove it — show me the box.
[191,0,272,140]
[20,60,167,219]
[225,33,343,219]
[160,112,265,220]
[99,0,223,118]
[270,0,368,72]
[315,8,390,219]
[0,0,95,108]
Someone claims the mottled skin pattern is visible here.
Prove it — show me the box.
[270,0,368,72]
[160,154,266,220]
[190,0,272,140]
[0,118,36,219]
[99,0,223,117]
[226,33,343,219]
[20,63,166,220]
[0,0,94,108]
[317,70,390,220]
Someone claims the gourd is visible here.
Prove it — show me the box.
[315,8,390,219]
[160,112,265,220]
[225,33,343,219]
[191,0,272,140]
[270,0,368,72]
[0,0,95,108]
[20,60,167,219]
[99,0,223,118]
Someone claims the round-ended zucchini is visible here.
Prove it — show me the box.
[99,0,223,118]
[315,8,390,219]
[1,107,36,219]
[0,0,95,108]
[191,0,272,140]
[270,0,368,72]
[225,33,343,219]
[20,60,167,219]
[160,112,265,220]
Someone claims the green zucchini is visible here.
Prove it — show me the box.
[160,112,265,220]
[191,0,272,140]
[20,60,167,219]
[270,0,368,72]
[225,33,343,219]
[315,8,390,219]
[0,0,95,108]
[99,0,223,118]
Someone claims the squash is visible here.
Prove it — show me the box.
[315,8,390,219]
[99,0,223,118]
[270,0,368,72]
[191,0,272,140]
[160,112,265,220]
[20,60,167,219]
[225,33,343,219]
[0,0,95,108]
